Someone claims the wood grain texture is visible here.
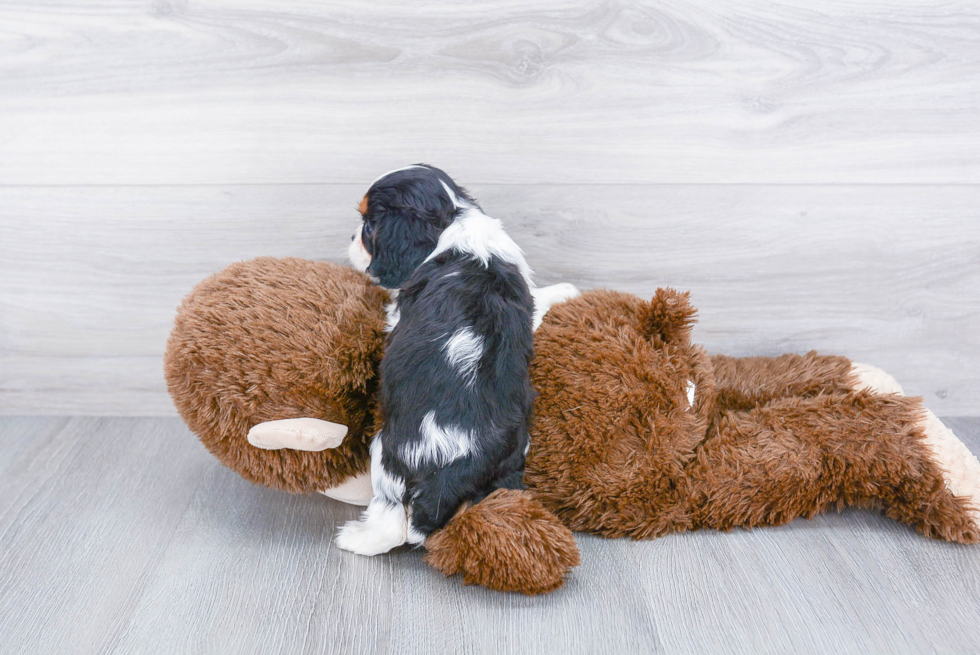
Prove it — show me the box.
[0,418,211,654]
[2,184,977,415]
[2,416,980,654]
[0,0,978,184]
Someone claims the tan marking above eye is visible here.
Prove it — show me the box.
[358,195,368,216]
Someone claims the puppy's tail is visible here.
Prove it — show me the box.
[423,489,580,595]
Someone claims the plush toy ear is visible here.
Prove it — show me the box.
[640,287,698,347]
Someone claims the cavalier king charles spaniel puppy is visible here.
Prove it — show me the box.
[337,164,577,555]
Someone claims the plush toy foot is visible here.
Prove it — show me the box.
[336,500,409,556]
[918,409,980,528]
[247,418,348,451]
[319,470,373,506]
[532,283,581,331]
[850,362,905,395]
[425,489,580,595]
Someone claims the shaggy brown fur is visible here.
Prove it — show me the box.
[711,352,855,414]
[527,289,979,544]
[424,489,580,594]
[164,258,979,595]
[164,257,389,494]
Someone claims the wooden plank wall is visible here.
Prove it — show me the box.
[1,0,978,415]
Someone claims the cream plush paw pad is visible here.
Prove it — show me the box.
[319,471,373,506]
[247,418,348,451]
[850,362,905,395]
[919,409,980,526]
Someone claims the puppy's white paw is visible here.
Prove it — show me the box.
[850,362,904,395]
[335,521,402,556]
[335,503,409,556]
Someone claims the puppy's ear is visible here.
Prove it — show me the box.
[366,208,445,289]
[365,174,460,288]
[639,288,697,347]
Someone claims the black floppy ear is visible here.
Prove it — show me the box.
[366,208,443,289]
[639,288,697,347]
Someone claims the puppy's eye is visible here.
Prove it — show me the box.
[363,221,375,237]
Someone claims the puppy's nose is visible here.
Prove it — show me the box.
[351,233,356,242]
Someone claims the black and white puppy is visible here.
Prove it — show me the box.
[337,164,575,555]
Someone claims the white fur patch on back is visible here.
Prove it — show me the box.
[686,381,696,408]
[423,207,534,288]
[444,327,483,386]
[401,411,474,468]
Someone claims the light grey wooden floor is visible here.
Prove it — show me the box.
[3,416,980,655]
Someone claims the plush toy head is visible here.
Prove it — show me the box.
[164,257,389,494]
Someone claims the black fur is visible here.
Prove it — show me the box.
[360,164,534,539]
[360,166,477,290]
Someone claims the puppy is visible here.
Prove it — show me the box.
[337,164,574,555]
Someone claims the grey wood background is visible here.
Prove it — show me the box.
[1,0,979,415]
[3,415,980,654]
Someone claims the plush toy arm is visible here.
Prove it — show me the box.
[711,352,855,411]
[532,283,580,331]
[247,418,349,451]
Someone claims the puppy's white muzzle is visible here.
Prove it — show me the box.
[348,225,372,273]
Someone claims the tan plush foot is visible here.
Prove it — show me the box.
[850,362,905,395]
[247,418,348,451]
[919,409,980,527]
[319,471,373,506]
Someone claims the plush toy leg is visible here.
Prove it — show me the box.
[425,489,580,594]
[849,362,905,395]
[918,409,980,528]
[691,393,980,543]
[711,352,855,412]
[844,363,980,526]
[319,470,373,506]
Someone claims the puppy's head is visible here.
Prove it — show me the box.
[348,164,475,289]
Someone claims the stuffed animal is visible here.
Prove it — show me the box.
[164,257,980,594]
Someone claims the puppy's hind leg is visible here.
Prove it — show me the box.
[336,499,409,556]
[336,434,409,556]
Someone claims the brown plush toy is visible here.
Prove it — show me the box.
[165,257,980,594]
